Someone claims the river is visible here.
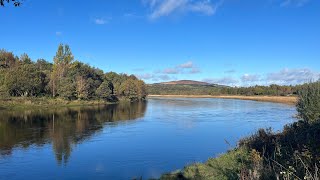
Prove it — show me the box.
[0,98,296,179]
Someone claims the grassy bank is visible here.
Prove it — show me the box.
[148,95,297,105]
[0,97,118,110]
[160,120,320,180]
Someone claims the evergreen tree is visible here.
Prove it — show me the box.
[50,44,74,97]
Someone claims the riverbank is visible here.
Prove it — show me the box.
[148,95,297,105]
[160,119,320,180]
[0,97,118,110]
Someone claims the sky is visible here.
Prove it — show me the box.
[0,0,319,86]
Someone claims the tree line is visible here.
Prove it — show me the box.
[147,83,311,96]
[0,44,147,102]
[219,84,302,96]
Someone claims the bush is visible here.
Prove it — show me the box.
[296,81,320,123]
[160,148,251,180]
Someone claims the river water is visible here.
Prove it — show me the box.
[0,98,296,179]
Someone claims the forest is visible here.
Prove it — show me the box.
[0,44,147,102]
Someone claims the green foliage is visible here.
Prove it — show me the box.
[0,46,147,102]
[96,81,112,99]
[50,44,74,97]
[4,64,46,97]
[147,84,300,96]
[160,148,251,180]
[119,78,147,101]
[58,77,76,100]
[0,49,17,68]
[296,81,320,123]
[147,84,222,95]
[20,53,32,64]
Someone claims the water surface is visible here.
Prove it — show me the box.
[0,98,296,179]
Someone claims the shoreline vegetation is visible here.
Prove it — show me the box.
[148,95,297,105]
[0,94,297,110]
[0,97,136,110]
[0,45,147,109]
[158,81,320,180]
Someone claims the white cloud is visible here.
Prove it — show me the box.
[136,73,173,81]
[94,18,108,25]
[136,73,154,80]
[202,68,319,87]
[241,74,261,83]
[178,61,193,68]
[144,0,222,19]
[266,68,319,85]
[160,61,201,74]
[163,68,180,74]
[158,75,172,81]
[187,1,217,15]
[136,61,201,82]
[280,0,309,7]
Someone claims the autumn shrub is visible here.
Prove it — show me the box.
[296,81,320,123]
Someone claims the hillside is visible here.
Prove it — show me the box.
[147,80,302,96]
[147,80,227,95]
[159,80,211,86]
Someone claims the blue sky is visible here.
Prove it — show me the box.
[0,0,319,86]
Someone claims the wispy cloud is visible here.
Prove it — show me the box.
[158,75,173,81]
[266,68,319,85]
[280,0,310,7]
[163,68,180,74]
[161,61,201,74]
[241,74,261,83]
[143,0,222,19]
[94,18,108,25]
[136,61,201,82]
[136,73,154,80]
[136,73,173,81]
[203,68,319,87]
[178,61,193,68]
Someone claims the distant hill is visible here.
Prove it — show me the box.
[159,80,211,86]
[147,80,228,95]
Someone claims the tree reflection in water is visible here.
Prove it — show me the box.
[0,101,147,165]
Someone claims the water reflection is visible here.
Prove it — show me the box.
[0,102,147,165]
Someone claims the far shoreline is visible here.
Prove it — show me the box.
[148,95,297,105]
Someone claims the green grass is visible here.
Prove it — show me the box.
[160,148,251,180]
[0,97,116,110]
